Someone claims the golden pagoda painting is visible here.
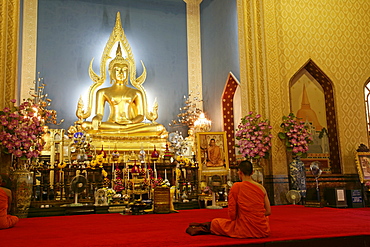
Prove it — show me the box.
[290,70,331,173]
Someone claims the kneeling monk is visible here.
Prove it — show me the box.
[211,160,271,238]
[0,174,19,229]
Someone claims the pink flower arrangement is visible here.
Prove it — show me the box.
[235,112,273,160]
[278,113,313,157]
[0,97,58,159]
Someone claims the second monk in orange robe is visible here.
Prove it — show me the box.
[0,175,19,229]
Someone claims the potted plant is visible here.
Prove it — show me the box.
[278,113,312,158]
[0,82,60,217]
[278,113,313,200]
[235,112,273,184]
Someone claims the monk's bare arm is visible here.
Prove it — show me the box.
[1,187,12,214]
[255,183,271,216]
[228,186,237,220]
[264,194,271,216]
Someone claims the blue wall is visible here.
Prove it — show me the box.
[201,0,239,132]
[37,0,188,132]
[36,0,239,134]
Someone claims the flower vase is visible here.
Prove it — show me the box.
[10,160,33,218]
[289,156,307,199]
[251,159,264,185]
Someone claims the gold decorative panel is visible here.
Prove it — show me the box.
[237,0,269,118]
[0,0,20,109]
[246,0,370,175]
[238,0,286,176]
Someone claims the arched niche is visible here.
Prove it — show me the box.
[289,59,341,174]
[364,78,370,138]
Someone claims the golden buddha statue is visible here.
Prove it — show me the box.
[73,12,167,151]
[79,43,166,137]
[94,46,145,126]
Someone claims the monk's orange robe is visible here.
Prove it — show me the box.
[207,146,223,167]
[0,188,19,229]
[211,181,270,238]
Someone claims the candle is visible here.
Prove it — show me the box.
[61,171,65,199]
[108,145,111,165]
[112,159,115,181]
[50,169,54,190]
[125,176,127,193]
[154,161,157,179]
[165,169,167,180]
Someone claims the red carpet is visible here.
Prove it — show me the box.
[1,205,370,247]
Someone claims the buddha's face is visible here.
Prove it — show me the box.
[112,64,129,83]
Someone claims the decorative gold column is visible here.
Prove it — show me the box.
[0,0,20,109]
[20,0,38,101]
[237,0,269,118]
[0,0,20,174]
[183,0,203,110]
[237,0,289,204]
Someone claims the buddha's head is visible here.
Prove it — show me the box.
[109,42,130,84]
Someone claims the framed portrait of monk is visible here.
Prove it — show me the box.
[355,152,370,183]
[196,132,229,176]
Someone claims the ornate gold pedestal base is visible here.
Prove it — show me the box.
[89,133,168,153]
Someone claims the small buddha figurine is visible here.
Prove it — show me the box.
[163,143,172,161]
[151,146,160,161]
[139,144,146,163]
[128,151,138,161]
[131,162,140,174]
[111,145,120,162]
[99,145,107,158]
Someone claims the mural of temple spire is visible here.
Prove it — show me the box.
[295,83,329,154]
[297,84,323,131]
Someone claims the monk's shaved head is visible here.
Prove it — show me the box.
[238,160,253,176]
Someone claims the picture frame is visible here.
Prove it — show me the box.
[355,152,370,183]
[196,131,229,176]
